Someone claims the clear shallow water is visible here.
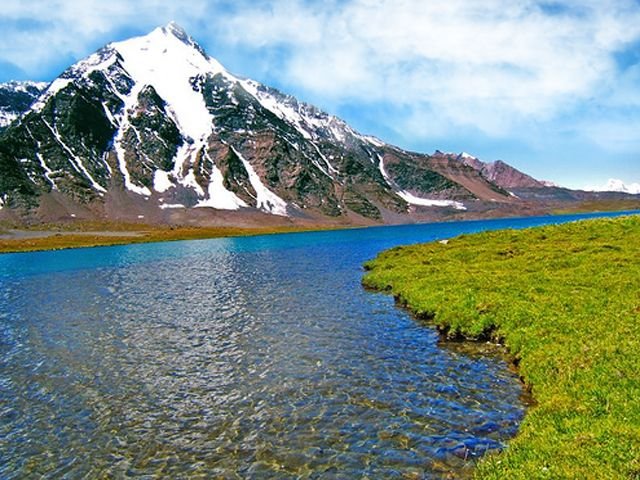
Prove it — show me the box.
[0,211,635,478]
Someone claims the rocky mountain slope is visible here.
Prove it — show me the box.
[0,81,48,131]
[0,23,636,226]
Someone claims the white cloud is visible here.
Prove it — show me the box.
[216,0,640,137]
[1,0,640,163]
[584,178,640,194]
[0,0,209,74]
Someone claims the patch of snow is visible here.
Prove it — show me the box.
[41,118,107,193]
[378,154,465,210]
[102,102,117,126]
[0,110,18,128]
[159,203,185,209]
[101,152,113,176]
[231,146,289,216]
[309,141,339,177]
[113,83,152,197]
[153,169,174,193]
[36,152,57,189]
[460,152,477,160]
[396,190,467,210]
[171,143,194,180]
[181,169,205,197]
[31,78,73,112]
[377,154,393,186]
[363,135,386,147]
[24,127,57,189]
[240,80,314,140]
[329,123,346,143]
[195,151,247,210]
[1,80,48,93]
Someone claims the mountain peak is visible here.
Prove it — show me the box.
[160,21,190,43]
[125,21,209,60]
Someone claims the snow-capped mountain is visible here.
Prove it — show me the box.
[0,23,607,224]
[591,179,640,195]
[0,81,48,130]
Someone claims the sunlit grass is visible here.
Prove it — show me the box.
[363,215,640,479]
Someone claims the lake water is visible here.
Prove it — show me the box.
[0,211,635,478]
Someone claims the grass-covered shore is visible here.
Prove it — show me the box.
[363,215,640,479]
[0,222,337,254]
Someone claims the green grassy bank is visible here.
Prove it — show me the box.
[362,216,640,479]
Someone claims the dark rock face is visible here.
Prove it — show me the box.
[2,23,596,224]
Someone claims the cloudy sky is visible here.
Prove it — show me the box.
[1,0,639,189]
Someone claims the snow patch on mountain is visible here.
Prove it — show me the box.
[231,147,289,216]
[0,111,18,128]
[32,78,73,112]
[377,154,393,185]
[2,81,48,93]
[196,152,248,210]
[36,152,57,189]
[396,190,467,210]
[363,135,385,148]
[0,81,49,127]
[378,154,466,210]
[153,170,174,193]
[241,80,313,140]
[41,118,107,193]
[113,82,152,196]
[587,178,640,194]
[159,203,186,209]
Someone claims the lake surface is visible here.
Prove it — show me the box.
[0,211,635,478]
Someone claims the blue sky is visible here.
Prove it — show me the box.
[1,0,639,189]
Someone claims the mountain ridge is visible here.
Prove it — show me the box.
[0,23,637,225]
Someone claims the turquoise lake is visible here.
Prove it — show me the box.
[0,211,635,478]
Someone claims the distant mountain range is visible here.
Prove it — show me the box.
[0,23,637,226]
[588,179,640,195]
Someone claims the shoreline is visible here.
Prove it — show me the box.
[0,223,345,254]
[362,215,640,478]
[363,279,536,409]
[2,207,639,255]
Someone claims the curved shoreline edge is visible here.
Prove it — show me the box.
[362,215,640,479]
